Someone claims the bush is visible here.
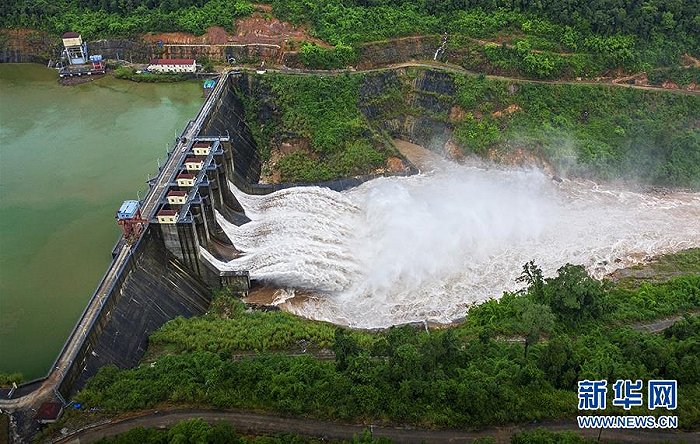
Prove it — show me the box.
[540,264,608,326]
[299,43,358,69]
[1,1,254,39]
[149,294,376,355]
[0,372,23,387]
[454,114,500,154]
[113,66,187,82]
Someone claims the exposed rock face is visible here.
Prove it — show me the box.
[162,44,281,64]
[0,29,59,63]
[413,69,457,95]
[358,69,457,155]
[386,156,406,172]
[237,68,555,179]
[0,29,153,63]
[87,39,152,63]
[357,36,441,69]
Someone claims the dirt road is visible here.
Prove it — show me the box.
[258,61,700,95]
[53,408,699,444]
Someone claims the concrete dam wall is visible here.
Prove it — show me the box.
[58,70,416,394]
[65,231,212,392]
[5,70,418,421]
[0,73,249,418]
[57,72,262,397]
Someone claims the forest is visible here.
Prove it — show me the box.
[0,0,254,36]
[271,0,698,74]
[2,1,697,77]
[3,0,696,44]
[71,251,700,430]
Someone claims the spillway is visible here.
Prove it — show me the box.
[205,162,700,328]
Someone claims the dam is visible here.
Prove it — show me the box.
[0,70,264,437]
[3,66,699,442]
[0,67,415,439]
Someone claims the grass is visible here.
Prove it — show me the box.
[611,248,700,288]
[146,291,378,360]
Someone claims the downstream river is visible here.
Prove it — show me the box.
[0,64,202,379]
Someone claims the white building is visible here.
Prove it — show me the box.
[62,32,87,65]
[147,59,197,73]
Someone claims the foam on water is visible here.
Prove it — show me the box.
[204,163,700,328]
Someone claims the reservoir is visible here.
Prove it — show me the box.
[0,64,202,379]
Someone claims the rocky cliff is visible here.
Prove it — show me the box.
[0,29,59,63]
[359,69,461,154]
[239,67,479,175]
[357,36,441,69]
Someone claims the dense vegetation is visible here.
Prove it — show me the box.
[273,0,698,48]
[242,69,700,187]
[239,73,390,182]
[76,258,700,429]
[0,0,253,37]
[648,67,700,88]
[271,1,699,76]
[3,1,698,79]
[452,73,700,186]
[148,290,376,356]
[299,43,358,70]
[466,77,700,186]
[0,372,23,387]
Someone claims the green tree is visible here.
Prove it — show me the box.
[518,298,555,357]
[0,372,23,387]
[517,260,545,299]
[542,264,607,326]
[333,327,360,371]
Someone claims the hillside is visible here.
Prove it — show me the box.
[238,67,700,187]
[2,1,699,79]
[38,251,700,441]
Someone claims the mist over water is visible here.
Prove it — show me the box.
[204,163,700,328]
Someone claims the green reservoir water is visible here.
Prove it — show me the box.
[0,64,202,379]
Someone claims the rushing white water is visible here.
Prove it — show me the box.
[203,163,700,328]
